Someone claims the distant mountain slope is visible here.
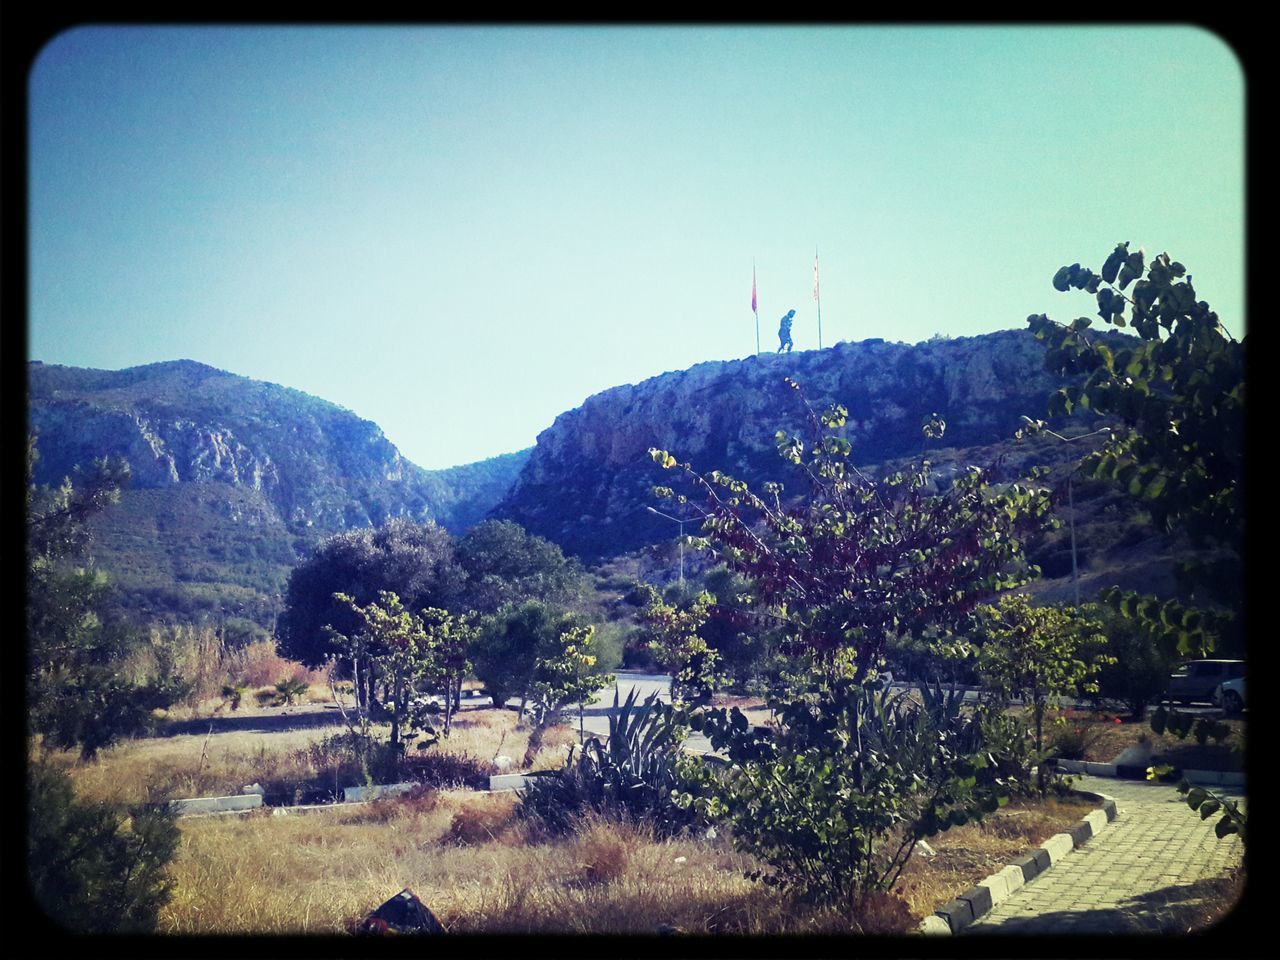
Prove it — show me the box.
[27,360,528,630]
[493,330,1103,559]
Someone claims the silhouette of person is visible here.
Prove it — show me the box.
[777,309,796,353]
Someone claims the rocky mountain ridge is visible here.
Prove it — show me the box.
[28,328,1165,631]
[493,329,1098,558]
[28,359,529,630]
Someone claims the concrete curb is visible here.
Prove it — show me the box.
[171,793,263,816]
[918,788,1118,935]
[1051,758,1244,789]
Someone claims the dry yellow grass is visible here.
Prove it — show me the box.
[156,788,1098,936]
[47,696,1104,936]
[160,797,851,935]
[54,704,577,807]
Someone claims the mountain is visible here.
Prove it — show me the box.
[27,360,529,631]
[27,329,1186,633]
[493,330,1082,557]
[491,329,1186,604]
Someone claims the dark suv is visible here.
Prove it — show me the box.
[1165,660,1245,705]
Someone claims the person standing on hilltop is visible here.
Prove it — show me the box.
[777,309,796,353]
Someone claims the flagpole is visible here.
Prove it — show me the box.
[814,247,823,350]
[752,259,760,356]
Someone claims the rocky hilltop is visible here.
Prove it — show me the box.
[28,360,528,629]
[494,330,1097,559]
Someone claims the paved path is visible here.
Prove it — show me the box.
[969,775,1244,935]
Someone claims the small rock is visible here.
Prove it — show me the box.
[242,782,265,796]
[913,839,937,858]
[673,856,687,865]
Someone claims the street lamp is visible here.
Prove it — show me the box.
[1022,419,1112,607]
[646,506,687,587]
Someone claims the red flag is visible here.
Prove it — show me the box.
[751,265,758,314]
[813,251,820,302]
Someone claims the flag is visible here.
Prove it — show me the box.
[751,265,758,314]
[813,251,821,302]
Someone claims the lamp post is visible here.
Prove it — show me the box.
[646,506,686,587]
[1023,420,1112,607]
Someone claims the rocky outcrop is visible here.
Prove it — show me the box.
[28,359,524,535]
[27,359,528,629]
[493,330,1092,559]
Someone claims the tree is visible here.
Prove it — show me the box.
[26,437,182,759]
[470,600,616,721]
[328,591,477,774]
[974,595,1112,782]
[1085,601,1180,721]
[649,387,1055,683]
[636,584,727,703]
[456,519,588,614]
[27,761,180,933]
[647,391,1055,910]
[1027,242,1244,653]
[522,620,614,767]
[681,676,1006,911]
[417,605,478,737]
[277,518,463,671]
[469,601,546,712]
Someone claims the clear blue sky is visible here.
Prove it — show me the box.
[29,25,1244,469]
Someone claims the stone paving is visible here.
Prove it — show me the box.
[968,775,1244,935]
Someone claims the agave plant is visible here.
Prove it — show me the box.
[520,688,698,836]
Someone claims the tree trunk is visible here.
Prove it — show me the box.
[442,673,456,738]
[390,666,403,779]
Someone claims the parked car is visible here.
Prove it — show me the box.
[1165,660,1245,704]
[1212,677,1246,714]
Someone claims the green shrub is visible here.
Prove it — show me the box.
[683,675,1008,909]
[274,676,309,705]
[27,760,179,932]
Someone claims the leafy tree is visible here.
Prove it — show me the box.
[456,519,588,614]
[469,601,546,712]
[692,566,774,689]
[522,620,614,767]
[468,600,613,765]
[27,760,179,933]
[26,438,182,759]
[974,595,1112,782]
[328,591,477,774]
[681,676,1007,910]
[527,622,613,725]
[647,391,1054,908]
[1085,601,1180,721]
[277,518,463,671]
[649,387,1054,682]
[636,584,727,703]
[416,605,478,736]
[1027,243,1244,652]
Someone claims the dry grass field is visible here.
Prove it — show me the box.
[158,785,1095,934]
[52,696,577,807]
[46,688,1102,935]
